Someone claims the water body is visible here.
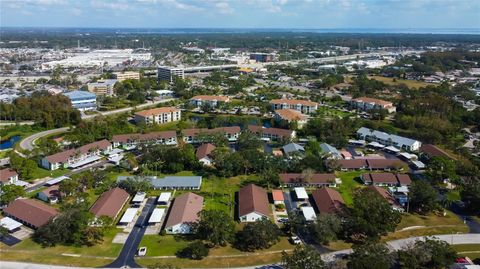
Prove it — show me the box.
[0,135,20,150]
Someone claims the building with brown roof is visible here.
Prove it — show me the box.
[274,109,308,128]
[361,173,399,186]
[420,144,452,160]
[271,190,284,205]
[41,139,112,170]
[335,159,368,170]
[247,125,295,141]
[270,99,318,114]
[182,126,241,143]
[0,168,18,185]
[279,173,339,187]
[366,159,404,171]
[395,174,412,186]
[196,143,216,166]
[112,131,177,148]
[3,199,59,229]
[367,186,403,211]
[238,184,270,222]
[90,187,130,220]
[134,107,181,125]
[311,188,345,215]
[351,97,396,113]
[190,95,229,108]
[164,192,204,234]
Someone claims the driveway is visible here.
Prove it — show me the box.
[19,127,70,151]
[104,197,157,268]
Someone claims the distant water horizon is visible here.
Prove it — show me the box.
[2,27,479,35]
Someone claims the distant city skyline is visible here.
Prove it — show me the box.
[1,0,479,30]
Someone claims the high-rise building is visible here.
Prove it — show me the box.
[157,66,185,82]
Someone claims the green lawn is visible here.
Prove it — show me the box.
[454,244,480,260]
[367,75,432,89]
[139,235,190,256]
[336,171,365,205]
[28,167,69,182]
[446,190,461,202]
[397,210,466,230]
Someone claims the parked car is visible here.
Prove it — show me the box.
[138,247,147,256]
[290,236,302,245]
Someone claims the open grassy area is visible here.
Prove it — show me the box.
[454,244,480,260]
[397,210,466,230]
[0,251,114,267]
[315,106,353,118]
[29,167,69,182]
[367,75,432,89]
[336,171,364,205]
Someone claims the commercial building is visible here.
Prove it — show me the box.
[279,173,339,188]
[247,125,295,141]
[113,71,140,81]
[182,126,241,143]
[158,66,185,82]
[134,107,181,125]
[351,97,396,113]
[41,139,112,170]
[87,79,118,96]
[90,187,130,220]
[164,192,203,234]
[270,99,318,114]
[3,199,59,229]
[112,131,177,149]
[250,53,275,63]
[356,127,422,151]
[0,168,18,186]
[312,188,345,215]
[238,184,270,222]
[63,90,97,111]
[190,95,230,108]
[274,109,308,128]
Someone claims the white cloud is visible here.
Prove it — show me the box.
[90,0,129,11]
[215,2,234,14]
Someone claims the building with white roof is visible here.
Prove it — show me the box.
[148,208,165,224]
[301,207,317,222]
[0,217,22,232]
[45,176,70,186]
[119,208,139,224]
[157,192,172,205]
[294,187,309,200]
[357,127,422,151]
[63,90,97,111]
[132,192,146,205]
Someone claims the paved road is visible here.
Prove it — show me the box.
[18,98,176,151]
[104,197,157,268]
[450,202,480,234]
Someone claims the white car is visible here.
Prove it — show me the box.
[290,236,302,245]
[138,247,147,256]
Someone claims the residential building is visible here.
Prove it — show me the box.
[132,192,146,206]
[182,126,241,143]
[3,199,59,229]
[63,90,97,111]
[117,176,202,190]
[37,185,61,204]
[190,95,230,108]
[112,131,177,149]
[158,66,185,82]
[312,188,345,215]
[87,79,118,96]
[351,97,396,113]
[134,107,181,125]
[356,127,422,151]
[196,143,216,166]
[300,206,317,222]
[270,99,318,114]
[0,217,22,233]
[41,139,112,170]
[164,192,203,234]
[419,144,452,160]
[0,168,18,185]
[247,125,295,141]
[271,190,284,205]
[320,143,342,160]
[274,109,308,128]
[361,173,408,187]
[238,184,270,222]
[294,187,309,201]
[367,186,404,211]
[279,173,339,187]
[119,208,139,224]
[334,158,405,171]
[113,71,140,81]
[90,187,130,219]
[148,208,165,225]
[157,192,172,205]
[282,142,305,157]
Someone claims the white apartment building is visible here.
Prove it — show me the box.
[351,97,396,113]
[270,99,318,114]
[134,107,181,125]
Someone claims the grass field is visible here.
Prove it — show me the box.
[367,75,433,89]
[336,171,365,205]
[397,210,466,230]
[454,244,480,260]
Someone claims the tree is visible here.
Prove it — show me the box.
[117,177,152,195]
[282,245,325,269]
[426,157,457,183]
[0,184,26,206]
[195,210,235,247]
[59,178,81,197]
[460,180,480,215]
[177,241,209,260]
[409,180,439,214]
[396,237,457,269]
[237,131,262,151]
[235,218,281,251]
[309,214,342,245]
[347,242,393,269]
[0,226,8,238]
[344,188,402,242]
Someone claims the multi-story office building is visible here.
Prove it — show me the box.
[87,79,118,96]
[134,107,181,125]
[63,90,97,111]
[158,66,185,82]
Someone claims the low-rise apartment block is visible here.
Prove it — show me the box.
[274,109,308,128]
[357,127,422,151]
[247,125,295,141]
[112,131,177,149]
[351,97,396,113]
[134,107,181,125]
[270,99,318,114]
[190,95,229,108]
[181,126,241,143]
[87,79,118,96]
[113,71,140,81]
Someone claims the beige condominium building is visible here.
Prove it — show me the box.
[134,107,181,124]
[87,79,118,97]
[113,71,140,82]
[270,99,318,114]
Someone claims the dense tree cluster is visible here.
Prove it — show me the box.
[194,210,236,247]
[141,144,199,174]
[235,218,281,251]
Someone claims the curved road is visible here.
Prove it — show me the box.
[18,98,176,151]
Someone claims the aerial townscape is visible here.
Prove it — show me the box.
[0,1,480,269]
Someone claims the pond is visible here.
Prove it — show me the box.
[0,135,21,150]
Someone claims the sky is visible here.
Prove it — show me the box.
[1,0,479,30]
